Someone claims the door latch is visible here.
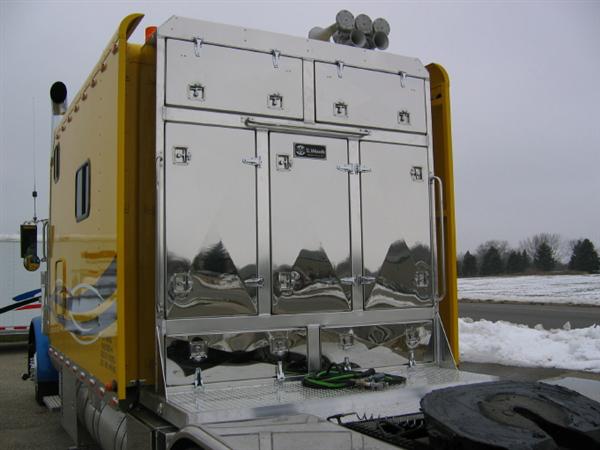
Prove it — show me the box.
[398,110,411,125]
[339,330,355,350]
[279,271,300,296]
[268,93,283,110]
[168,272,193,299]
[410,166,423,182]
[242,156,262,168]
[276,154,292,171]
[340,275,376,286]
[173,147,191,165]
[333,101,348,117]
[337,163,371,175]
[188,83,205,101]
[244,276,265,288]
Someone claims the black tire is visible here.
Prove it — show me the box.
[30,347,58,407]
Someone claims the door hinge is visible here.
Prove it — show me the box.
[337,163,371,175]
[193,37,203,57]
[336,60,344,78]
[242,156,262,168]
[399,71,407,88]
[271,50,281,68]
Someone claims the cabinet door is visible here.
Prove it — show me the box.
[361,142,433,309]
[315,62,426,133]
[270,134,352,314]
[164,124,258,318]
[166,40,304,119]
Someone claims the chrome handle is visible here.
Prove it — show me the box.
[430,175,446,302]
[244,118,370,139]
[340,276,376,286]
[357,275,376,285]
[42,219,49,263]
[244,276,265,288]
[340,277,356,286]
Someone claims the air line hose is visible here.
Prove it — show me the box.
[302,363,406,390]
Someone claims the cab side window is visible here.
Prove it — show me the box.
[75,160,90,222]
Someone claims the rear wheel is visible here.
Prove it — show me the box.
[27,330,58,406]
[35,379,58,406]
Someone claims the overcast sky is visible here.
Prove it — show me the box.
[1,0,599,253]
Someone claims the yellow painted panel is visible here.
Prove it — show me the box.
[427,63,460,363]
[49,42,120,385]
[48,14,145,398]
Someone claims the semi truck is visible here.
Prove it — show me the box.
[18,11,600,450]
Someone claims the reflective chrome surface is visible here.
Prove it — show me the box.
[270,133,352,314]
[165,124,258,318]
[360,142,433,309]
[321,321,433,369]
[154,366,496,426]
[202,414,396,450]
[166,40,304,120]
[165,329,307,385]
[314,62,427,132]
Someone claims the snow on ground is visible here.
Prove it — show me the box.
[459,274,600,306]
[460,318,600,373]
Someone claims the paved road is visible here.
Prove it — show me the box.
[460,301,600,329]
[0,341,73,450]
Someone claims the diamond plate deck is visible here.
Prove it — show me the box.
[165,366,495,424]
[43,395,61,412]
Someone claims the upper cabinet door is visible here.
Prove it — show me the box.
[166,39,304,119]
[314,62,426,133]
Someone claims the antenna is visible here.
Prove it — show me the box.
[31,97,38,223]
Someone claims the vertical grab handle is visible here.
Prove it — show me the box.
[430,176,446,302]
[42,219,49,263]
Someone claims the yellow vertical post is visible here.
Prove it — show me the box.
[427,63,460,363]
[116,13,144,399]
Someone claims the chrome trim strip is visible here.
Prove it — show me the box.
[256,129,272,315]
[244,118,370,139]
[165,307,434,336]
[348,139,364,311]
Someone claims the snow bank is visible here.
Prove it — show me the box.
[459,318,600,373]
[459,274,600,306]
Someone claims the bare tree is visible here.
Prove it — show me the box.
[520,233,564,262]
[476,240,510,263]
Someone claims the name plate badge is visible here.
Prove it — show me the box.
[293,143,326,160]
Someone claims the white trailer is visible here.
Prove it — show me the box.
[0,235,41,335]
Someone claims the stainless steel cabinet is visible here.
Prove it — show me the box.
[270,133,352,314]
[166,39,304,119]
[164,123,258,318]
[314,62,426,132]
[360,142,433,309]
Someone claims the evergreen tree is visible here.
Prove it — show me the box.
[462,251,478,277]
[568,239,600,273]
[480,246,503,276]
[534,242,556,272]
[520,250,531,272]
[506,251,522,274]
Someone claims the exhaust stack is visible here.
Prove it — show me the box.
[50,81,68,132]
[307,10,391,51]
